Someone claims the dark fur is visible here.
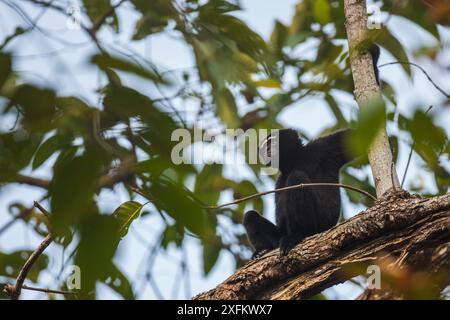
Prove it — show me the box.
[244,129,354,257]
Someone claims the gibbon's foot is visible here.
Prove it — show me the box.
[279,234,303,257]
[251,249,269,260]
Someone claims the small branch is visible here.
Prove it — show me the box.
[15,174,50,188]
[206,182,376,210]
[21,284,77,296]
[401,105,433,187]
[4,234,53,300]
[379,62,450,99]
[91,0,128,33]
[34,201,50,218]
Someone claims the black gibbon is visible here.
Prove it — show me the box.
[244,129,354,257]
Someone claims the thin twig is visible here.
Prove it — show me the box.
[379,62,450,98]
[4,234,53,300]
[206,182,377,210]
[21,284,77,295]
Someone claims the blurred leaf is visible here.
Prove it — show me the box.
[32,134,71,170]
[149,178,208,237]
[404,110,447,170]
[215,88,240,128]
[50,148,105,235]
[83,0,118,32]
[253,78,281,88]
[381,1,441,40]
[114,201,143,238]
[325,94,348,127]
[370,28,411,76]
[103,85,178,157]
[0,131,43,177]
[161,224,184,249]
[348,97,386,156]
[195,164,231,205]
[202,237,221,275]
[75,214,120,296]
[101,263,135,300]
[92,54,163,83]
[234,180,263,213]
[0,250,48,283]
[7,85,57,132]
[314,0,331,25]
[341,171,376,207]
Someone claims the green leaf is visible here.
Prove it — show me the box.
[114,201,143,238]
[341,171,376,207]
[381,1,440,41]
[82,0,118,32]
[101,263,135,300]
[0,27,26,51]
[149,178,209,237]
[195,164,232,205]
[0,131,43,176]
[253,78,281,88]
[161,224,184,249]
[32,134,71,170]
[0,53,12,89]
[0,250,49,283]
[202,237,221,275]
[7,85,57,133]
[314,0,331,25]
[75,214,120,297]
[50,149,104,235]
[404,110,447,170]
[91,54,164,83]
[371,28,411,76]
[348,97,386,156]
[215,88,240,128]
[325,94,348,127]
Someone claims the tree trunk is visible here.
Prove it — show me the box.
[194,191,450,300]
[344,0,400,196]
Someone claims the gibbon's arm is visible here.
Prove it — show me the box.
[305,129,354,170]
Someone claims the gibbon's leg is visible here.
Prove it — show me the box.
[243,210,281,258]
[279,170,321,256]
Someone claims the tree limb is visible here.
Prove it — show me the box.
[193,191,450,300]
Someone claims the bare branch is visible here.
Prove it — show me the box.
[4,234,53,300]
[194,191,450,300]
[206,182,376,210]
[21,284,77,296]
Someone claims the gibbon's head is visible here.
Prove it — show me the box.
[259,129,303,172]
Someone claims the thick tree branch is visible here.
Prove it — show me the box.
[193,191,450,300]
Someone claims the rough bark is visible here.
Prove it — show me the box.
[193,191,450,300]
[344,0,400,196]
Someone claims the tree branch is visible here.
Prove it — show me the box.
[4,234,53,300]
[193,191,450,300]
